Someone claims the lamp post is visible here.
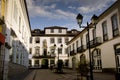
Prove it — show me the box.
[54,44,63,72]
[76,13,98,80]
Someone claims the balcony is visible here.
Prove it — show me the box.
[70,50,76,56]
[87,37,102,48]
[32,53,55,58]
[40,54,56,58]
[77,45,86,53]
[32,53,40,58]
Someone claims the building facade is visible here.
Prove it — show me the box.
[68,0,120,73]
[29,26,79,68]
[0,0,31,80]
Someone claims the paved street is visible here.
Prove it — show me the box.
[10,69,115,80]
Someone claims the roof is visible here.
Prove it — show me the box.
[31,28,80,37]
[44,26,68,29]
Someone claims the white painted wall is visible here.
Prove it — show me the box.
[68,7,120,70]
[5,0,31,67]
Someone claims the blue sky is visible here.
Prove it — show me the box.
[26,0,116,30]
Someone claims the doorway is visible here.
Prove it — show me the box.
[92,49,102,71]
[41,59,48,69]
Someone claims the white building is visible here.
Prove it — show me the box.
[29,26,79,68]
[0,0,31,80]
[68,0,120,73]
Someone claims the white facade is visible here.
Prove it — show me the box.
[1,0,31,80]
[68,0,120,73]
[29,27,78,68]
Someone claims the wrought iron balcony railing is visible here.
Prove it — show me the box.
[77,45,86,53]
[70,50,76,56]
[32,53,40,58]
[32,53,55,58]
[87,37,102,48]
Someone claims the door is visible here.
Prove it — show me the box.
[41,59,48,69]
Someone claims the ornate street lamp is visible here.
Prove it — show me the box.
[54,44,63,72]
[76,13,98,80]
[76,13,83,28]
[91,14,98,25]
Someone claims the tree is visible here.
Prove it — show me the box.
[78,61,89,80]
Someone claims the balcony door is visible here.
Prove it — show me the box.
[115,44,120,73]
[92,49,102,71]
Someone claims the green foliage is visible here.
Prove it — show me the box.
[78,61,89,76]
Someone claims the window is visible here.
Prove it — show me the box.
[59,29,62,33]
[92,49,102,70]
[58,48,62,54]
[51,29,54,33]
[58,38,62,43]
[114,44,120,73]
[76,40,78,48]
[35,30,40,33]
[50,38,54,43]
[65,37,69,43]
[50,47,55,54]
[19,16,21,32]
[30,37,32,43]
[102,21,108,41]
[14,1,18,22]
[35,60,39,65]
[35,47,40,54]
[111,14,119,37]
[29,48,32,54]
[29,60,31,66]
[35,37,40,43]
[65,48,68,54]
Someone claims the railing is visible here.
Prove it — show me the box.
[32,53,55,58]
[87,37,102,48]
[70,50,76,56]
[77,45,86,53]
[40,54,56,58]
[32,53,40,58]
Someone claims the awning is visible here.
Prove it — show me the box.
[0,32,5,44]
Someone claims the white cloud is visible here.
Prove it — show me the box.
[77,0,116,14]
[26,0,76,20]
[68,6,76,9]
[26,0,117,29]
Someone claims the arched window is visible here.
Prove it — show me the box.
[114,44,120,73]
[80,54,86,64]
[92,48,102,70]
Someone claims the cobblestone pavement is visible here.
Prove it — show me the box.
[10,69,116,80]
